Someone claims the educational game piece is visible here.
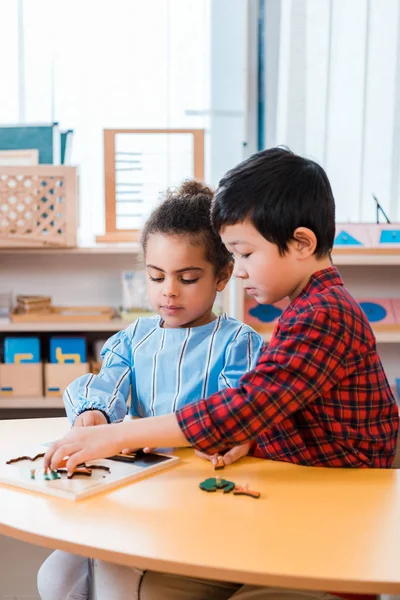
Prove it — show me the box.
[57,467,93,479]
[30,469,61,481]
[367,224,400,247]
[214,456,225,470]
[108,451,138,463]
[333,224,372,248]
[4,337,40,364]
[1,444,180,500]
[379,229,400,244]
[334,231,363,246]
[6,452,45,465]
[244,297,289,329]
[16,295,52,313]
[233,484,261,499]
[199,477,235,493]
[357,299,396,324]
[249,304,283,323]
[57,464,111,479]
[107,449,173,468]
[50,337,87,364]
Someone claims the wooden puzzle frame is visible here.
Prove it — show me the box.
[0,445,180,500]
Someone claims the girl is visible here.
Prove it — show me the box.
[37,180,263,600]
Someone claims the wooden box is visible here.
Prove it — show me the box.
[44,363,89,397]
[0,166,78,248]
[0,363,43,397]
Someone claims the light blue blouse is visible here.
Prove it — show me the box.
[64,313,264,424]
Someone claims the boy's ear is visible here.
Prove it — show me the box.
[216,263,234,292]
[291,227,317,258]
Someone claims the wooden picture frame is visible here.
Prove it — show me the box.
[96,129,205,244]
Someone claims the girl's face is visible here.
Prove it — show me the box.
[145,233,231,328]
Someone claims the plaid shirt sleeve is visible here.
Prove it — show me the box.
[176,308,352,453]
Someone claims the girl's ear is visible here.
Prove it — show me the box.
[290,227,317,258]
[216,263,234,292]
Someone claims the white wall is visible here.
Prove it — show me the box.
[1,0,213,245]
[272,0,400,223]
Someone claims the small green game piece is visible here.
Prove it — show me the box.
[43,469,60,481]
[199,477,235,493]
[32,468,61,481]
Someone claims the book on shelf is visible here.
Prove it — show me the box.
[61,129,74,164]
[0,122,61,164]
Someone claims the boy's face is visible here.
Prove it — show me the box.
[220,219,305,304]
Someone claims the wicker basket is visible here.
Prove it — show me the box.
[0,166,78,248]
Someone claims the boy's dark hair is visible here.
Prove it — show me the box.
[141,180,233,273]
[211,147,335,258]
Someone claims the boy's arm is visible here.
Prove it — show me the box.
[64,330,132,425]
[176,309,351,454]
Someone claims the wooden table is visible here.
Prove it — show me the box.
[0,418,399,595]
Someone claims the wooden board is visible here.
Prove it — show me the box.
[11,305,114,323]
[0,445,180,501]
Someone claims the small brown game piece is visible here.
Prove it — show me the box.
[83,464,110,473]
[214,455,225,470]
[233,484,260,499]
[57,467,92,479]
[6,452,45,465]
[108,451,137,463]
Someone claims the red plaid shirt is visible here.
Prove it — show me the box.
[177,267,399,467]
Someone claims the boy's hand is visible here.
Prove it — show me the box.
[195,442,251,467]
[73,410,108,428]
[44,423,125,474]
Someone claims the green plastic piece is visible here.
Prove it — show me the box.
[31,469,61,481]
[199,477,235,493]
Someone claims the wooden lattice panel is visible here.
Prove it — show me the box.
[0,166,77,248]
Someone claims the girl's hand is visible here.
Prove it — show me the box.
[195,442,251,467]
[43,423,125,474]
[73,410,108,428]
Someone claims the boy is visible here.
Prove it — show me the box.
[45,148,399,600]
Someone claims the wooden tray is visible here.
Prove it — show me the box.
[11,306,114,323]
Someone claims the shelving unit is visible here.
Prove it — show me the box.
[0,319,133,333]
[1,243,400,410]
[0,243,141,256]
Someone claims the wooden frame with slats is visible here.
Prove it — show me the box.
[96,129,205,244]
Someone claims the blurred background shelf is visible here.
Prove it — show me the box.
[0,396,64,409]
[261,326,400,344]
[0,243,141,255]
[0,319,132,332]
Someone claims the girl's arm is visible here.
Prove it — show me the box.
[64,329,133,425]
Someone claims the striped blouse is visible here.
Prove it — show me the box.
[64,314,263,424]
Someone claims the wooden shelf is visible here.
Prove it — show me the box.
[0,319,133,333]
[0,244,399,263]
[0,396,65,409]
[0,243,141,255]
[333,250,400,265]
